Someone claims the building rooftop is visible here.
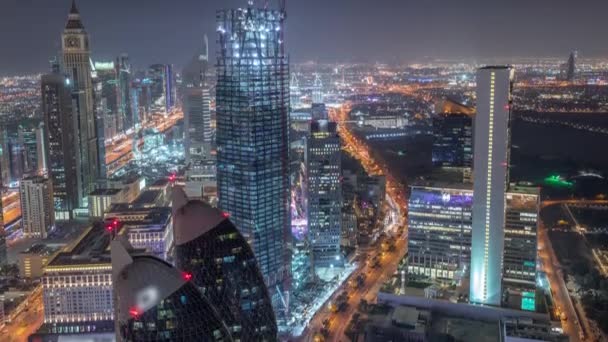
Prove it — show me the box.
[411,168,472,191]
[89,188,122,196]
[46,224,112,268]
[149,178,170,188]
[131,189,163,207]
[20,244,60,256]
[508,183,541,195]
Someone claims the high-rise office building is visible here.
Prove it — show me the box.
[305,120,343,270]
[117,54,133,132]
[312,73,323,104]
[0,128,10,187]
[165,64,176,112]
[183,38,212,165]
[184,87,212,164]
[470,66,514,306]
[94,60,120,139]
[61,0,100,208]
[432,112,473,168]
[173,193,278,340]
[0,196,5,266]
[148,64,167,114]
[111,239,233,342]
[182,35,213,165]
[36,122,47,175]
[290,73,302,108]
[566,50,577,82]
[408,185,473,283]
[41,73,79,220]
[91,66,108,181]
[216,4,291,296]
[502,186,539,311]
[20,176,55,239]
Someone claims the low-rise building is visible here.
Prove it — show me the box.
[18,244,61,279]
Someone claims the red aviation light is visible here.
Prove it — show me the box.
[181,271,193,281]
[129,307,140,319]
[222,212,230,219]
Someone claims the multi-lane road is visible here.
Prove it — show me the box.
[2,287,44,342]
[299,104,408,341]
[105,109,183,174]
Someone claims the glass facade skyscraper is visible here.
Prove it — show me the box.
[112,240,233,342]
[408,185,473,283]
[41,73,79,220]
[305,121,343,270]
[174,198,278,341]
[470,66,514,306]
[432,112,473,168]
[215,4,291,295]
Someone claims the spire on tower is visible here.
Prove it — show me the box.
[65,0,84,30]
[70,0,79,15]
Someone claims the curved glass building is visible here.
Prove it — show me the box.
[111,239,233,341]
[174,196,278,341]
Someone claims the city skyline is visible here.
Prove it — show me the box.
[3,0,608,341]
[2,0,608,75]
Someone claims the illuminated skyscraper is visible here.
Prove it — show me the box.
[290,72,302,108]
[94,60,120,138]
[502,186,539,311]
[112,239,233,342]
[305,121,343,271]
[408,185,473,283]
[216,3,291,300]
[20,176,55,239]
[183,35,212,164]
[41,73,79,220]
[566,50,577,82]
[61,0,100,207]
[432,113,473,168]
[0,199,5,266]
[470,66,514,306]
[173,192,278,340]
[148,64,164,114]
[0,128,10,187]
[117,54,133,132]
[312,73,323,104]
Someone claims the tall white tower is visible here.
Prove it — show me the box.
[312,73,324,104]
[470,66,514,306]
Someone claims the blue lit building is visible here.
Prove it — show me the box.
[215,3,291,302]
[408,184,473,284]
[470,66,514,306]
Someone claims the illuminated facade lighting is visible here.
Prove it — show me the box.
[470,66,514,306]
[305,120,343,270]
[215,4,291,301]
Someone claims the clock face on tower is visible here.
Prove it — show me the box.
[65,37,80,48]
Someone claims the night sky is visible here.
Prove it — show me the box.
[1,0,607,75]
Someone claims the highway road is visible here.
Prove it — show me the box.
[538,220,583,342]
[2,287,44,342]
[105,109,183,174]
[299,103,408,341]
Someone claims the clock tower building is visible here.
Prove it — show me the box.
[61,0,100,208]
